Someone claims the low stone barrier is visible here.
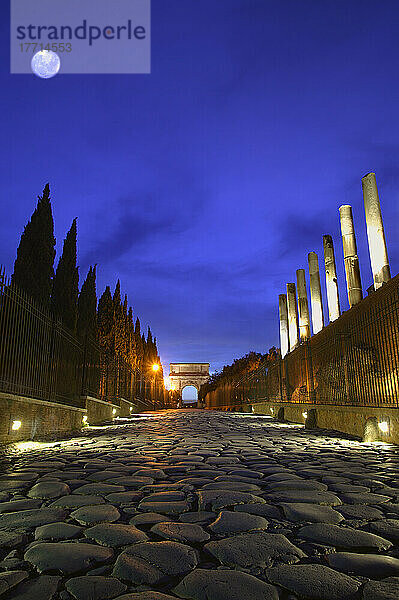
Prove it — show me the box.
[0,392,137,444]
[84,396,120,425]
[0,392,85,443]
[250,401,399,444]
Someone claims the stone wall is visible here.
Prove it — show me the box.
[251,401,399,445]
[0,393,123,444]
[119,398,137,417]
[0,392,85,444]
[84,396,120,425]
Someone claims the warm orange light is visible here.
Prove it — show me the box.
[152,364,160,372]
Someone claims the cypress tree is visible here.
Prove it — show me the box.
[127,307,135,364]
[113,280,125,356]
[51,218,79,332]
[122,295,129,358]
[113,280,121,306]
[142,333,146,355]
[12,183,56,306]
[77,265,97,340]
[135,317,143,369]
[135,317,141,338]
[98,286,114,355]
[147,327,158,363]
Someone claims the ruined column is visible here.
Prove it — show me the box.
[362,172,391,290]
[278,294,289,358]
[339,205,363,307]
[323,235,341,322]
[296,269,311,340]
[308,252,324,334]
[286,283,299,350]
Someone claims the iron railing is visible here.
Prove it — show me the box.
[206,274,399,410]
[0,266,163,409]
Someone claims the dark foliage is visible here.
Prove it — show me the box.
[97,285,114,355]
[8,183,165,400]
[200,348,279,397]
[12,183,56,307]
[77,265,97,339]
[51,218,79,331]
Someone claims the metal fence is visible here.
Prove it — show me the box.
[0,267,162,409]
[97,354,164,408]
[206,273,399,410]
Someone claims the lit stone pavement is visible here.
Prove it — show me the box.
[1,410,399,600]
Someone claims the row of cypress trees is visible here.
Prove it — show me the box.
[97,279,162,376]
[11,184,162,378]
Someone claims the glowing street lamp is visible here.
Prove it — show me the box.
[152,364,160,372]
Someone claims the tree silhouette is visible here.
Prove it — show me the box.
[51,218,79,331]
[113,280,126,356]
[200,350,274,399]
[77,265,97,340]
[12,183,56,306]
[98,286,114,355]
[135,317,141,338]
[95,278,164,402]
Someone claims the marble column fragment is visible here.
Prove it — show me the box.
[339,205,363,307]
[362,172,391,290]
[323,235,340,322]
[308,252,324,334]
[279,294,289,358]
[296,269,311,340]
[286,283,299,350]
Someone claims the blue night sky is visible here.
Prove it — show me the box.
[0,1,398,375]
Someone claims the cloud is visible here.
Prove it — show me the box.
[276,210,334,261]
[82,200,177,267]
[81,179,208,270]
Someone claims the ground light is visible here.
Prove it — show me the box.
[112,408,117,415]
[378,421,389,433]
[82,415,88,425]
[12,420,22,430]
[13,441,53,453]
[302,411,308,419]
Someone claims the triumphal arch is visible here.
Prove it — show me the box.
[169,363,210,395]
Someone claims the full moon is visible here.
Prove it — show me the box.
[31,50,61,79]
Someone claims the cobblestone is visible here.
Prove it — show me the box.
[1,409,399,598]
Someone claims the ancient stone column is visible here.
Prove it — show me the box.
[308,252,324,334]
[286,283,299,350]
[278,294,289,358]
[339,205,363,307]
[296,269,311,340]
[323,235,341,322]
[362,172,391,290]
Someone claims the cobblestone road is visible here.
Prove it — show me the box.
[1,410,399,600]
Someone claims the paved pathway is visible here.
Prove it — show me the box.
[0,410,399,600]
